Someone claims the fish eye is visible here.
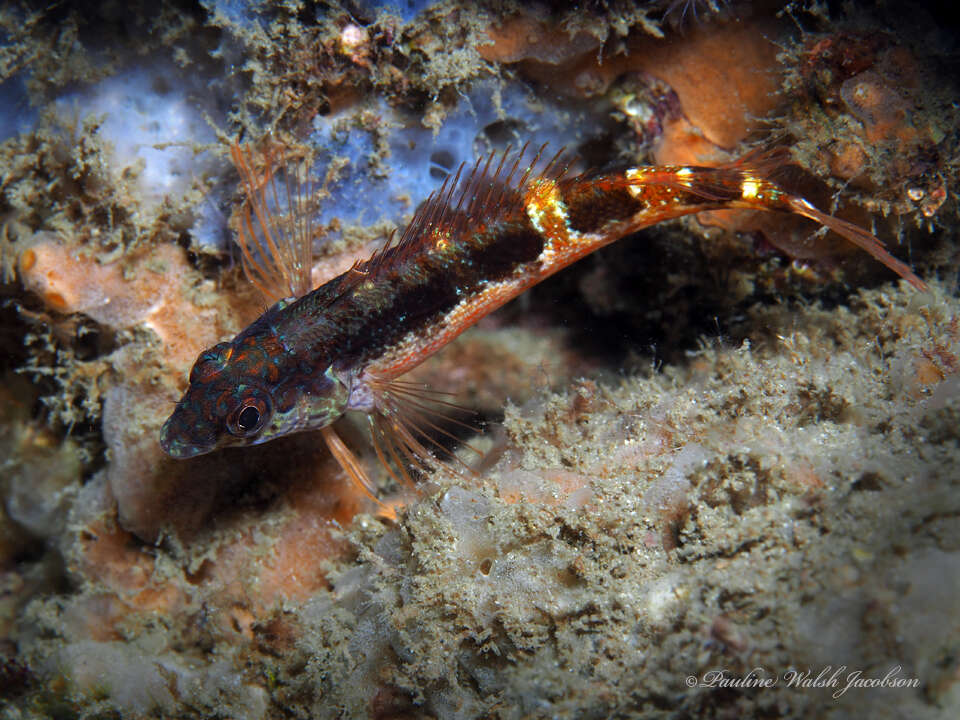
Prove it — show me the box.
[237,405,261,431]
[227,395,269,437]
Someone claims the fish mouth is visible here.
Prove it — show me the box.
[159,415,217,459]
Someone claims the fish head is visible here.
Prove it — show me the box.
[160,332,349,458]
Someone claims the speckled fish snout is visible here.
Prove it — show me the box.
[159,400,220,459]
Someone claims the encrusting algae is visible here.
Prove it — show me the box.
[1,1,959,718]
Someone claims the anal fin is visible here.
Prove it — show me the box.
[367,376,482,487]
[320,378,482,515]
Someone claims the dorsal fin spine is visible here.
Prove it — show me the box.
[231,142,316,303]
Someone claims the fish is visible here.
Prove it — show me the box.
[159,142,926,505]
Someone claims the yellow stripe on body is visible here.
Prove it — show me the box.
[523,177,585,268]
[625,166,695,207]
[741,177,760,199]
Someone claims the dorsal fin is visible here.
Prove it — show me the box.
[333,143,569,297]
[231,142,316,303]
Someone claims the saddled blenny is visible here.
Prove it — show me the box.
[160,141,926,512]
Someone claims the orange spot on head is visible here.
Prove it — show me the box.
[20,248,37,272]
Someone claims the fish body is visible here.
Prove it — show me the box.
[160,145,925,496]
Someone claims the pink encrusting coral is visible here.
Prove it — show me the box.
[19,235,227,370]
[785,29,954,222]
[17,232,241,538]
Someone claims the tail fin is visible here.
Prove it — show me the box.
[785,196,927,291]
[637,150,928,291]
[731,149,927,290]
